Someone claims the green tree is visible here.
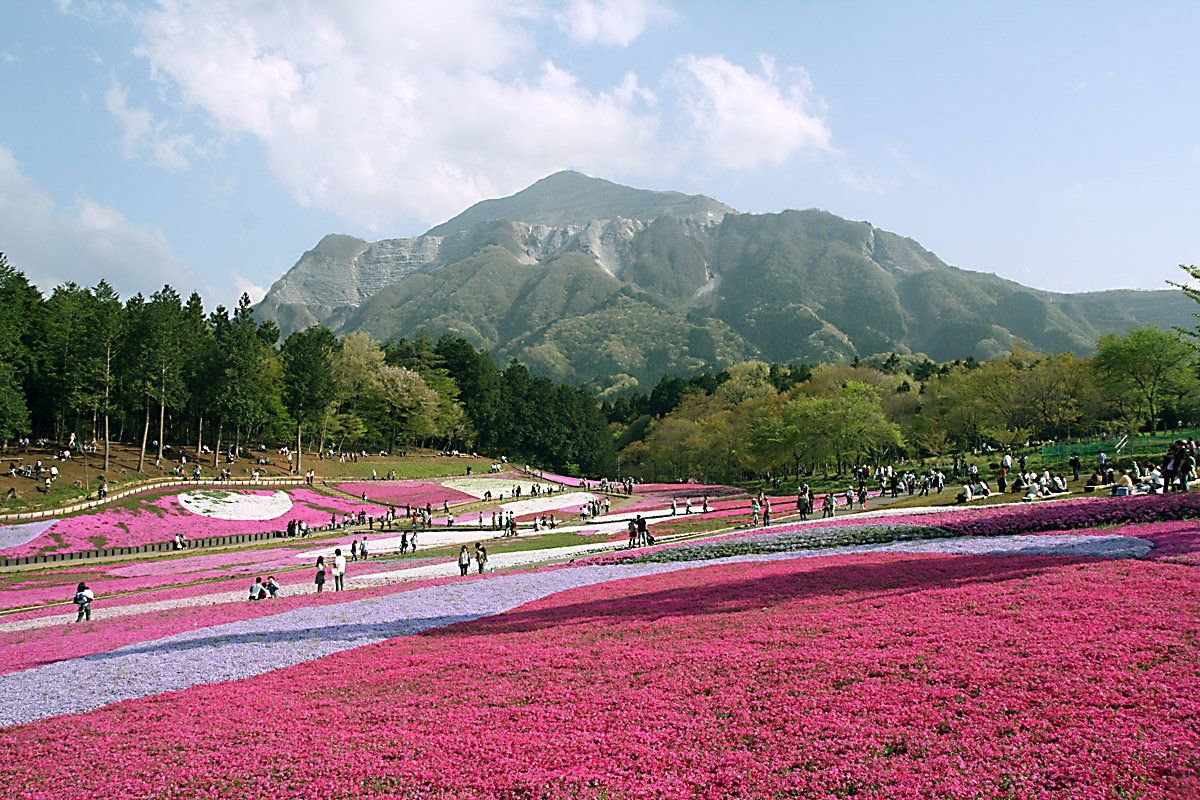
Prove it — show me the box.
[83,281,125,473]
[281,326,338,473]
[1093,327,1195,433]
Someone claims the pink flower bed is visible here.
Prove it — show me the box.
[0,532,419,616]
[632,481,742,497]
[1,488,386,558]
[3,551,1198,797]
[529,470,585,487]
[334,480,475,508]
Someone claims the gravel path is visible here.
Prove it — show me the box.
[0,531,1151,727]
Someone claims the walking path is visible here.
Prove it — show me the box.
[0,494,1103,634]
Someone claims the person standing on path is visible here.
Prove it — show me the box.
[333,548,347,591]
[475,542,488,574]
[627,519,638,548]
[359,538,369,560]
[314,556,327,594]
[72,582,94,623]
[350,539,359,562]
[458,545,472,576]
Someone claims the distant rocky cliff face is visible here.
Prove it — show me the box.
[255,171,1191,391]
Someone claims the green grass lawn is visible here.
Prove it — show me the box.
[313,455,492,481]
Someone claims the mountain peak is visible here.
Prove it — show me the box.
[424,170,735,237]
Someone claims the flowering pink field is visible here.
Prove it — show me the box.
[1,488,385,557]
[3,532,1199,797]
[334,480,476,508]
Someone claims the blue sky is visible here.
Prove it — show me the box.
[1,0,1197,307]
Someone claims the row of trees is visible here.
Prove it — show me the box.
[617,327,1199,483]
[0,254,616,476]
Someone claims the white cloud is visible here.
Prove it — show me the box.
[557,0,674,46]
[233,274,268,304]
[0,145,189,296]
[675,55,833,170]
[839,167,889,195]
[132,1,833,228]
[105,82,197,171]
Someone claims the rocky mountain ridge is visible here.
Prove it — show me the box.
[255,171,1191,391]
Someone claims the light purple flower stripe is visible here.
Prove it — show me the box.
[0,561,699,728]
[0,520,57,551]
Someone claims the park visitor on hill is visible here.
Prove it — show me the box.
[314,555,326,594]
[333,548,347,591]
[71,582,94,623]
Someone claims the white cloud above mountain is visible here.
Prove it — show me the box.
[0,145,189,296]
[105,82,197,171]
[557,0,675,46]
[132,1,837,229]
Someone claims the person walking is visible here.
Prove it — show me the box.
[72,582,94,623]
[314,556,327,594]
[475,542,488,574]
[458,545,472,576]
[350,539,359,562]
[627,519,638,548]
[359,538,369,560]
[332,548,347,591]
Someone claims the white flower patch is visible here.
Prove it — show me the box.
[438,477,556,499]
[500,492,598,518]
[178,490,293,520]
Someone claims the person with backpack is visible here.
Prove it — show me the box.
[72,582,94,623]
[475,542,488,574]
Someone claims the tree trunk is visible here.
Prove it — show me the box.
[213,420,223,471]
[234,424,240,461]
[137,400,150,474]
[295,421,302,475]
[196,417,203,460]
[102,372,111,475]
[157,398,166,463]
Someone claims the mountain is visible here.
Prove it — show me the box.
[256,172,1193,392]
[425,170,734,236]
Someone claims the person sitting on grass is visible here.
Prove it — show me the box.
[1112,470,1135,497]
[249,576,267,601]
[265,576,280,598]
